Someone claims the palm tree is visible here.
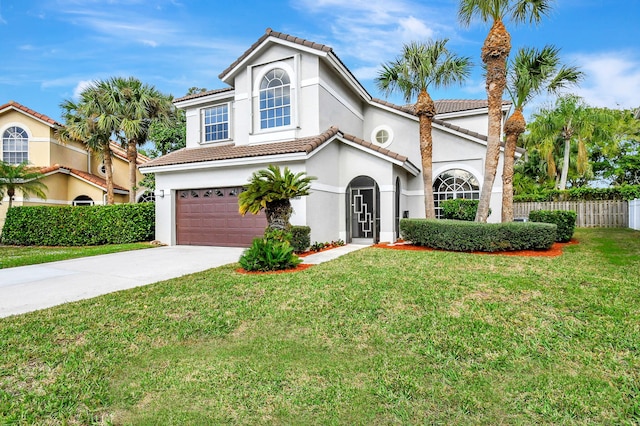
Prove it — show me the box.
[97,77,174,203]
[0,161,47,208]
[58,91,118,204]
[527,95,612,190]
[501,45,583,221]
[376,39,472,218]
[238,165,316,231]
[458,0,553,222]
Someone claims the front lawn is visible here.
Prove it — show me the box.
[1,228,639,424]
[0,242,155,269]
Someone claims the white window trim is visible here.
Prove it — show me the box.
[200,102,232,145]
[252,60,297,134]
[1,123,31,164]
[370,125,394,149]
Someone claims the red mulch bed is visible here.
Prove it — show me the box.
[373,239,578,257]
[235,263,314,275]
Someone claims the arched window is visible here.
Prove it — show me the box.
[259,68,291,129]
[72,195,94,206]
[137,191,155,203]
[2,126,29,164]
[433,169,480,218]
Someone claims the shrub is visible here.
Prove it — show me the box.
[440,199,480,221]
[1,203,155,246]
[239,232,301,272]
[399,219,556,252]
[290,226,311,253]
[528,210,576,243]
[514,184,640,202]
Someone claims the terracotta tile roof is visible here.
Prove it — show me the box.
[141,126,415,170]
[173,87,235,103]
[219,28,333,80]
[109,142,151,165]
[40,164,128,192]
[371,98,511,116]
[0,100,62,127]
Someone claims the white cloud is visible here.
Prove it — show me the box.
[72,80,95,99]
[570,51,640,109]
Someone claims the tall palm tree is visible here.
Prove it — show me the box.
[501,45,583,221]
[98,77,174,203]
[376,39,472,218]
[527,95,612,190]
[58,92,118,204]
[0,161,47,208]
[458,0,553,222]
[238,165,315,231]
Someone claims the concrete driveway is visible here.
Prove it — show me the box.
[0,246,245,318]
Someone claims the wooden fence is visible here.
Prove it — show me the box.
[513,200,629,228]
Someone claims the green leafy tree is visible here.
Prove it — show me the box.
[238,165,315,231]
[148,108,186,157]
[527,95,613,190]
[0,161,47,208]
[458,0,552,222]
[59,90,118,204]
[501,46,583,221]
[376,39,471,218]
[97,77,174,203]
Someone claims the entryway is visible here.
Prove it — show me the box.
[347,176,380,244]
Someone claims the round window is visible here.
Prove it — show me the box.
[370,125,394,148]
[375,129,389,144]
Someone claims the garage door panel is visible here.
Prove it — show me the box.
[176,187,267,247]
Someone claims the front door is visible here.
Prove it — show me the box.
[347,176,379,243]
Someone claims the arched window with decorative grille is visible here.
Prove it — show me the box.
[2,126,29,164]
[259,68,291,129]
[433,169,480,218]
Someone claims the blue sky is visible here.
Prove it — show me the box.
[1,0,639,123]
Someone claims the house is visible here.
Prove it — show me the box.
[0,100,151,229]
[141,28,512,247]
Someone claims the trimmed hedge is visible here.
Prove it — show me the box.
[399,219,556,252]
[529,210,576,243]
[1,203,155,246]
[291,225,311,253]
[514,184,640,202]
[440,199,480,221]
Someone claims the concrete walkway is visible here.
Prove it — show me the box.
[0,243,369,318]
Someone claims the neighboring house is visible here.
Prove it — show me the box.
[0,100,151,229]
[141,28,514,247]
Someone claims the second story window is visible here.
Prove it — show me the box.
[203,104,229,142]
[2,126,29,164]
[259,68,291,129]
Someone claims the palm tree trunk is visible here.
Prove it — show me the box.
[265,199,292,231]
[476,19,511,223]
[559,137,571,190]
[7,187,14,208]
[415,89,437,219]
[103,144,115,205]
[127,139,138,204]
[501,108,526,222]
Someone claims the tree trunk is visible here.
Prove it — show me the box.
[103,144,115,205]
[501,108,526,222]
[7,187,14,208]
[415,89,437,219]
[476,19,511,223]
[559,137,571,190]
[127,139,138,204]
[265,199,292,231]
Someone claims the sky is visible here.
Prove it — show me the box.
[1,0,639,124]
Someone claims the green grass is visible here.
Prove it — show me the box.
[1,228,639,424]
[0,242,155,269]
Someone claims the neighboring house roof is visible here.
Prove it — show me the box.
[141,126,418,174]
[371,98,511,116]
[0,100,62,127]
[40,164,129,193]
[109,142,151,165]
